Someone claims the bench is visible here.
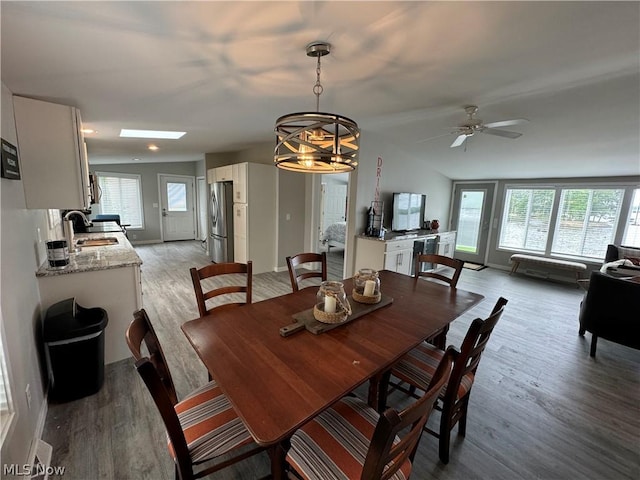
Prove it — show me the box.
[509,253,587,282]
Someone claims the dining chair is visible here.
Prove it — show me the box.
[125,309,264,480]
[284,347,455,480]
[382,297,508,464]
[286,252,327,292]
[415,254,465,350]
[189,261,252,317]
[415,253,464,288]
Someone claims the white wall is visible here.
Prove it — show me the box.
[1,82,50,468]
[90,161,201,242]
[345,130,454,274]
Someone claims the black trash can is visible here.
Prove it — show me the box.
[42,298,109,402]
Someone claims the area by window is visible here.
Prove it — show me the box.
[95,172,144,229]
[499,185,635,260]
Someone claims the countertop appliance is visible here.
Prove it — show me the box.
[209,181,234,263]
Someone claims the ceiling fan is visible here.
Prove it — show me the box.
[448,105,528,148]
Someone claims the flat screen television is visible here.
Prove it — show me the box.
[391,192,426,232]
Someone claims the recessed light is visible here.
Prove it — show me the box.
[148,144,159,151]
[81,128,97,134]
[120,129,186,139]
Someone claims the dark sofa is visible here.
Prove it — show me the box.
[578,270,640,357]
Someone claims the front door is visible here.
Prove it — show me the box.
[450,182,495,264]
[160,174,196,241]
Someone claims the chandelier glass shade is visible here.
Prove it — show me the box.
[274,42,360,174]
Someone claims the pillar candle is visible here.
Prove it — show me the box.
[324,295,336,313]
[364,280,376,296]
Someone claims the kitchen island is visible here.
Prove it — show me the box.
[36,226,142,364]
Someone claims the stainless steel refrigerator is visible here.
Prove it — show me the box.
[209,181,234,263]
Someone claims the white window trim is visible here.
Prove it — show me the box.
[497,182,639,261]
[0,311,16,447]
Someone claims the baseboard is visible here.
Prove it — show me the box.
[27,438,53,480]
[34,392,48,450]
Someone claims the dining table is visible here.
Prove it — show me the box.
[181,269,484,477]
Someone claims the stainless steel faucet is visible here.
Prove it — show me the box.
[63,211,92,252]
[63,210,91,225]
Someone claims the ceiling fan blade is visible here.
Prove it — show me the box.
[450,134,468,148]
[483,118,529,128]
[482,128,522,139]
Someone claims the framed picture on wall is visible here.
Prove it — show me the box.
[1,138,21,180]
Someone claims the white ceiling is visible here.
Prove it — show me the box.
[2,1,639,180]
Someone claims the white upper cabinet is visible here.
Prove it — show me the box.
[215,165,233,182]
[207,165,233,183]
[13,96,91,209]
[232,162,247,204]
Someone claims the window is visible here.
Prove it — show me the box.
[499,185,631,260]
[166,182,187,212]
[622,188,640,247]
[0,316,14,446]
[551,189,623,259]
[96,172,144,229]
[456,190,485,254]
[499,188,555,252]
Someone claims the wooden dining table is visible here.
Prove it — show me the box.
[181,269,484,476]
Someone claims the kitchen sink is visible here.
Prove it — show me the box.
[76,237,119,247]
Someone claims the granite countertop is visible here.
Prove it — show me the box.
[358,230,443,241]
[36,230,142,277]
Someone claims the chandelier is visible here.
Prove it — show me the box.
[274,42,360,174]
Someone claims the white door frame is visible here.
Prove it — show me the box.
[306,173,351,278]
[449,180,498,265]
[158,173,197,242]
[196,176,207,242]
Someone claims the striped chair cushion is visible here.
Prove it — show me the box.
[167,380,255,464]
[286,396,412,480]
[392,342,474,401]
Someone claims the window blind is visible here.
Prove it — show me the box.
[551,188,624,259]
[96,173,144,229]
[499,188,555,252]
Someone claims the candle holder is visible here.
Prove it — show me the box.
[314,281,352,323]
[352,268,381,304]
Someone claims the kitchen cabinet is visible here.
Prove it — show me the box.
[383,242,414,276]
[12,96,91,209]
[355,237,416,276]
[36,231,142,364]
[232,162,247,203]
[232,162,276,274]
[437,231,457,258]
[233,203,248,263]
[206,165,233,184]
[354,232,456,277]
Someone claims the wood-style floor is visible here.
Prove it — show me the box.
[42,241,640,480]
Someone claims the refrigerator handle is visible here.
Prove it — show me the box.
[211,190,218,228]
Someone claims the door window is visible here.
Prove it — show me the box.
[167,182,187,212]
[456,191,485,254]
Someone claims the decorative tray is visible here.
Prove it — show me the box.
[280,294,394,336]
